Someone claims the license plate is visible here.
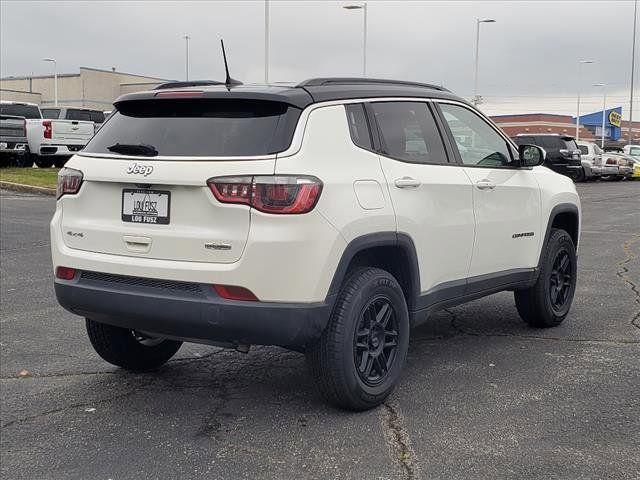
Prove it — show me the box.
[122,189,170,224]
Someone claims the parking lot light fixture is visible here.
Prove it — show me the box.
[473,19,496,106]
[575,59,594,140]
[593,83,607,148]
[43,58,57,107]
[343,3,367,77]
[183,35,190,81]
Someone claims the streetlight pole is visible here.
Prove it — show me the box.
[575,59,594,141]
[594,83,607,148]
[43,58,57,107]
[183,35,190,81]
[473,18,496,106]
[343,3,367,77]
[265,0,270,84]
[629,0,637,144]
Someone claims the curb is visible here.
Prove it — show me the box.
[0,181,56,196]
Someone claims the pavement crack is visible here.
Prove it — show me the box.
[444,308,639,345]
[616,234,640,331]
[381,401,420,480]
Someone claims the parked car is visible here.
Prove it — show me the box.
[0,100,42,167]
[622,144,640,158]
[513,134,583,181]
[27,107,96,168]
[0,115,28,167]
[576,141,605,180]
[631,157,640,179]
[52,78,581,410]
[601,152,634,180]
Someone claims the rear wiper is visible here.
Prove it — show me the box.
[107,143,158,157]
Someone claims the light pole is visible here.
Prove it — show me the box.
[628,0,637,144]
[473,18,495,106]
[265,0,270,84]
[183,34,190,81]
[594,83,607,148]
[343,3,367,77]
[575,59,594,140]
[42,58,57,107]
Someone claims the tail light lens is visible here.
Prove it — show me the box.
[213,285,258,301]
[43,120,52,139]
[606,157,617,165]
[56,167,83,199]
[207,175,322,214]
[55,266,76,280]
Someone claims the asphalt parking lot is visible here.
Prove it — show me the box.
[1,182,639,480]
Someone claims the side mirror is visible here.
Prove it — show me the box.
[518,144,546,167]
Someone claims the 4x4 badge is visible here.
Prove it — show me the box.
[126,163,154,176]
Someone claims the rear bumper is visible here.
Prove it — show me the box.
[55,271,333,348]
[0,141,27,154]
[40,144,85,156]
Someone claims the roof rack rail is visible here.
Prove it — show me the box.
[153,80,225,90]
[297,77,450,92]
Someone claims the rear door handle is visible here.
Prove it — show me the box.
[475,180,496,190]
[394,177,421,189]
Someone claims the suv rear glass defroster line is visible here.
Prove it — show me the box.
[83,99,302,157]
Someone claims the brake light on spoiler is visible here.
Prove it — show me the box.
[207,175,323,214]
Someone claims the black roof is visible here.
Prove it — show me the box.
[114,77,464,110]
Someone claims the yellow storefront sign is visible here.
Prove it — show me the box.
[608,111,622,127]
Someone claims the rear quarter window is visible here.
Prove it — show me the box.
[83,99,301,157]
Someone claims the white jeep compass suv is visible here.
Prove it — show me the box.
[52,78,581,410]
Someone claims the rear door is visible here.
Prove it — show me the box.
[371,101,475,295]
[59,98,299,264]
[436,102,542,277]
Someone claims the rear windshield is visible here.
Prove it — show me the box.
[41,108,61,119]
[83,99,301,157]
[0,103,41,119]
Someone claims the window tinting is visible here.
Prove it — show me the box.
[0,103,41,119]
[89,111,106,123]
[83,99,301,157]
[66,109,92,121]
[439,103,513,167]
[41,108,61,119]
[371,102,447,164]
[579,145,588,155]
[345,104,372,150]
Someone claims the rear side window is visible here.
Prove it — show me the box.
[90,111,106,123]
[41,108,61,119]
[540,137,563,150]
[66,109,92,121]
[84,99,301,157]
[562,138,578,150]
[370,102,448,164]
[345,104,372,150]
[579,145,588,155]
[0,103,41,119]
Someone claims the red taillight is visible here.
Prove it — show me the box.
[56,267,76,280]
[207,176,322,214]
[56,167,83,199]
[213,285,258,302]
[606,158,617,165]
[43,120,52,139]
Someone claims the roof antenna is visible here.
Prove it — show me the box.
[221,39,242,89]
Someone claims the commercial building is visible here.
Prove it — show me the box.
[0,67,170,110]
[491,113,596,140]
[573,107,623,141]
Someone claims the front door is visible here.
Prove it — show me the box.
[436,102,542,278]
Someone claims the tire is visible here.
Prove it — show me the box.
[574,168,586,182]
[306,267,410,411]
[86,319,182,371]
[15,152,33,168]
[514,228,577,328]
[34,157,54,169]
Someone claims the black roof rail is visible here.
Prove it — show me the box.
[153,80,225,90]
[297,77,450,92]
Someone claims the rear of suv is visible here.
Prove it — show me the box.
[513,134,583,180]
[52,78,581,410]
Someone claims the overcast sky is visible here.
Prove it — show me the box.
[1,0,637,119]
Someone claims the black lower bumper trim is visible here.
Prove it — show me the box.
[55,272,333,348]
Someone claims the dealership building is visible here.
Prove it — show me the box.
[0,67,169,110]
